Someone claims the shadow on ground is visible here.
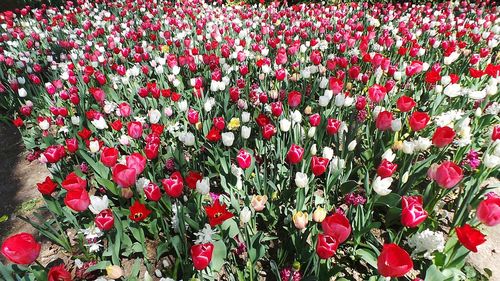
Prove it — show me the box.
[0,122,47,240]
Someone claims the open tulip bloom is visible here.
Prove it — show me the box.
[0,0,499,280]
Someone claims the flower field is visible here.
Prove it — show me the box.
[0,0,499,280]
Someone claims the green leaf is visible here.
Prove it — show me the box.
[375,193,401,207]
[425,265,448,281]
[356,248,378,269]
[221,218,239,238]
[340,180,358,194]
[210,240,227,272]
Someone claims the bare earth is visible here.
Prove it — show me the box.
[0,121,498,279]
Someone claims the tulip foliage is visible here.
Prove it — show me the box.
[1,0,500,280]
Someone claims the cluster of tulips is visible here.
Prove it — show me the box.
[0,0,499,280]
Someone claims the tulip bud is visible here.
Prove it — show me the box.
[313,207,327,223]
[293,211,308,230]
[240,207,251,224]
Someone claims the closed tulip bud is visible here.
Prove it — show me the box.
[304,106,312,115]
[251,195,268,211]
[221,132,234,147]
[280,119,291,132]
[313,207,327,223]
[241,126,251,139]
[196,178,210,195]
[347,140,357,151]
[295,172,308,188]
[293,211,308,230]
[240,207,251,224]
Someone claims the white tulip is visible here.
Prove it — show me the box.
[180,132,195,146]
[307,127,316,138]
[280,119,291,132]
[240,207,251,224]
[89,140,100,153]
[89,195,109,215]
[91,116,108,130]
[221,132,235,147]
[348,140,357,151]
[39,120,50,130]
[295,172,308,188]
[484,154,500,168]
[402,140,416,154]
[391,119,402,131]
[291,110,302,124]
[148,109,161,124]
[382,149,396,162]
[71,116,80,125]
[18,88,27,98]
[310,144,317,155]
[322,147,334,160]
[373,176,393,196]
[241,126,251,139]
[443,84,462,98]
[178,100,188,112]
[241,112,250,123]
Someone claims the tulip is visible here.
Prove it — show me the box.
[236,149,252,169]
[287,144,304,164]
[129,201,152,222]
[401,196,428,228]
[1,233,41,265]
[373,176,393,195]
[295,172,308,188]
[112,164,137,188]
[222,132,235,146]
[409,111,430,131]
[144,183,162,201]
[455,224,486,252]
[313,207,327,223]
[321,213,351,243]
[377,159,397,178]
[476,194,500,226]
[106,265,124,279]
[432,126,456,147]
[433,161,463,189]
[126,153,147,176]
[196,178,210,195]
[64,187,90,212]
[316,233,338,259]
[293,211,309,230]
[127,121,143,139]
[162,171,184,198]
[251,195,268,211]
[101,147,119,167]
[36,176,57,195]
[377,243,413,277]
[191,243,214,270]
[95,209,115,231]
[310,156,329,176]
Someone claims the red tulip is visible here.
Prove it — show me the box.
[326,118,341,135]
[65,138,79,153]
[61,172,87,191]
[187,108,199,124]
[309,113,321,127]
[47,264,71,281]
[126,153,146,176]
[409,112,430,131]
[112,164,137,188]
[262,124,277,140]
[309,50,322,65]
[129,201,152,222]
[288,91,302,108]
[432,126,455,147]
[455,224,486,252]
[401,195,428,228]
[316,233,339,259]
[101,147,119,167]
[476,194,500,226]
[287,144,304,164]
[127,121,143,139]
[206,127,221,142]
[368,84,386,103]
[1,233,41,265]
[162,171,184,198]
[377,243,413,277]
[205,200,234,227]
[64,187,90,212]
[43,145,66,163]
[270,102,283,117]
[144,182,162,201]
[37,176,57,195]
[95,209,115,231]
[213,117,225,130]
[191,243,214,270]
[237,149,252,169]
[321,213,351,243]
[375,111,393,131]
[433,161,463,189]
[310,156,329,176]
[492,125,500,141]
[396,96,416,112]
[377,159,397,178]
[329,77,344,94]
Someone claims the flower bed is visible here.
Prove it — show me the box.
[0,0,499,280]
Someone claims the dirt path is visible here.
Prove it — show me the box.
[0,122,48,238]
